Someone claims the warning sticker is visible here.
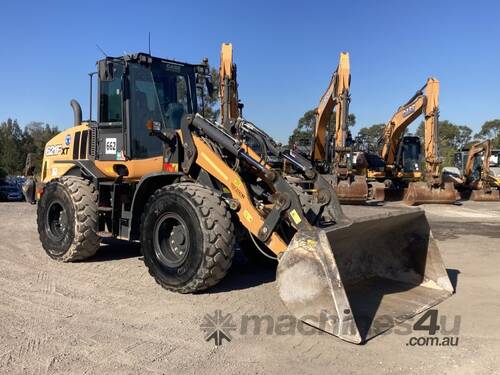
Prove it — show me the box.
[289,209,302,225]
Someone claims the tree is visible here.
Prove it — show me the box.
[288,108,356,151]
[22,122,59,173]
[288,109,316,148]
[415,120,473,166]
[0,119,24,175]
[198,67,220,123]
[0,119,59,176]
[356,123,385,152]
[476,119,500,148]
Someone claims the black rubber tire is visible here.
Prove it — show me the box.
[140,182,235,293]
[37,176,101,261]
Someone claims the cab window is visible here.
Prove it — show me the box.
[99,64,124,123]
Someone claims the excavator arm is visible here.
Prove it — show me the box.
[422,78,441,185]
[311,52,351,168]
[379,78,439,175]
[380,92,426,165]
[462,139,500,200]
[464,139,492,180]
[219,43,241,131]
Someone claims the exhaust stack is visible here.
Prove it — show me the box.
[70,99,82,126]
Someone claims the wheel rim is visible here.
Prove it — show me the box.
[153,212,190,268]
[46,201,69,242]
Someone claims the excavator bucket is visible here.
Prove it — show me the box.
[335,175,369,204]
[470,189,500,201]
[369,181,386,202]
[277,209,453,344]
[403,181,458,205]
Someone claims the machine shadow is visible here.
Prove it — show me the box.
[208,251,277,293]
[81,238,142,262]
[84,240,277,291]
[447,268,460,292]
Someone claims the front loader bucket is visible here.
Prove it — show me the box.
[276,209,453,344]
[335,175,369,204]
[470,188,500,201]
[403,181,458,205]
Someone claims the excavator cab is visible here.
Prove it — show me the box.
[395,136,422,179]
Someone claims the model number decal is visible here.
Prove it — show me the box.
[105,138,117,154]
[45,144,62,156]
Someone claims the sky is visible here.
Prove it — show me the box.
[1,0,500,143]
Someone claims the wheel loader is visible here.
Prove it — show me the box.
[33,52,453,343]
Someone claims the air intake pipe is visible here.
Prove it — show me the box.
[70,99,82,126]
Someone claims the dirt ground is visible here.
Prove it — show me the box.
[1,201,499,374]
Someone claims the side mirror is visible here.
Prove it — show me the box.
[98,60,114,81]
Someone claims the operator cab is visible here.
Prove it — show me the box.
[396,136,421,173]
[95,53,209,162]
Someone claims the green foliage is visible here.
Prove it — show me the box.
[288,108,356,150]
[0,119,23,175]
[22,122,59,173]
[288,109,316,148]
[198,67,220,123]
[357,123,385,152]
[477,119,500,148]
[415,120,473,166]
[0,119,59,176]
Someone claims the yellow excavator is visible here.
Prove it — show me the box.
[311,53,385,204]
[447,139,500,200]
[29,50,452,344]
[367,78,458,205]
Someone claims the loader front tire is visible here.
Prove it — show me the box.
[37,176,101,261]
[140,183,235,293]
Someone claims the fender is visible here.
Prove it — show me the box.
[127,172,183,240]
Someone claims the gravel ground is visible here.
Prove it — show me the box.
[0,201,499,374]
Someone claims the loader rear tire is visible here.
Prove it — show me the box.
[140,182,235,293]
[37,176,101,262]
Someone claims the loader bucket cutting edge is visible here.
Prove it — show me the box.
[403,181,458,205]
[276,210,453,344]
